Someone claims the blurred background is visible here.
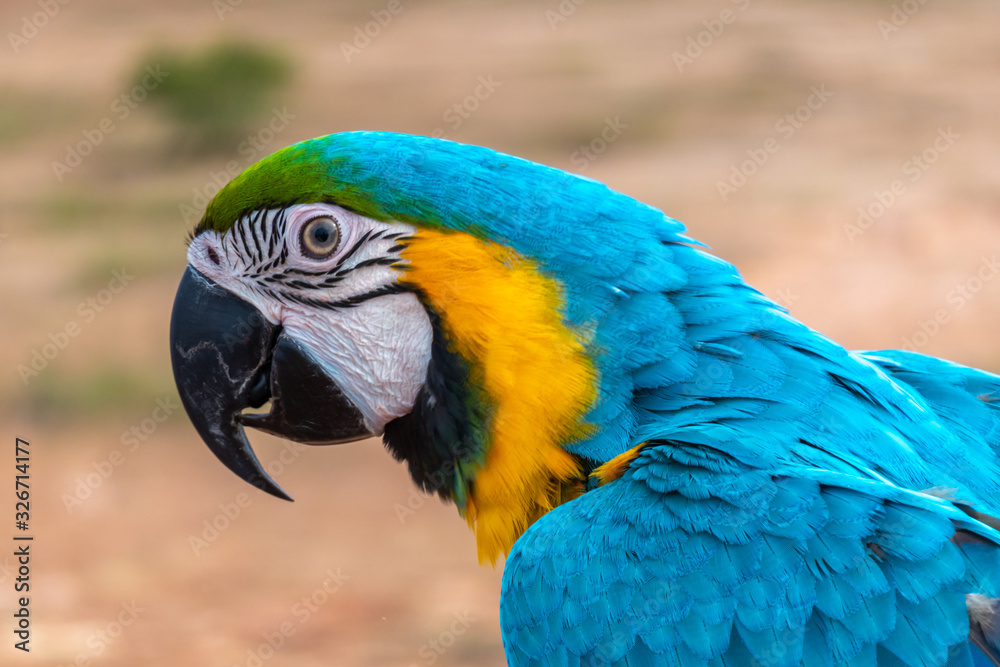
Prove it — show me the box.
[1,0,999,664]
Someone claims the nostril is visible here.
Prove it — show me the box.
[207,247,221,265]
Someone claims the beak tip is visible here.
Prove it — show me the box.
[239,463,294,502]
[261,481,295,502]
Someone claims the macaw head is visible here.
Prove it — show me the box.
[170,131,692,562]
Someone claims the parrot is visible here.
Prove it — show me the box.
[169,131,1000,666]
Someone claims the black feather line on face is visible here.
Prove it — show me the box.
[250,209,265,265]
[382,301,491,503]
[267,208,284,258]
[278,283,409,310]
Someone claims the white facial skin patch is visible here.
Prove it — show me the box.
[187,203,433,433]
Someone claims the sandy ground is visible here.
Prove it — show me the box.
[1,423,506,666]
[2,0,1000,664]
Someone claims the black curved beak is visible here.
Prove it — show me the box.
[169,266,370,501]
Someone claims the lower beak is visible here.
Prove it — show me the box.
[168,266,370,500]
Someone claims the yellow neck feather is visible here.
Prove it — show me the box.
[400,228,597,564]
[590,443,647,486]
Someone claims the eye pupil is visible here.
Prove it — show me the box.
[300,216,341,259]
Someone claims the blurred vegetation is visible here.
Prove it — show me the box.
[0,89,82,147]
[136,41,293,155]
[75,251,181,290]
[38,189,180,230]
[22,365,177,422]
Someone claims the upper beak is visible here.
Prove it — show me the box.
[169,266,371,500]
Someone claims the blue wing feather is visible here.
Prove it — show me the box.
[500,444,1000,666]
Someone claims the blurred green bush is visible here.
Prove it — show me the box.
[137,41,292,155]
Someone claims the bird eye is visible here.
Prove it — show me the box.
[300,216,341,259]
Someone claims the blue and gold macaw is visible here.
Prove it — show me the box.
[169,131,1000,666]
